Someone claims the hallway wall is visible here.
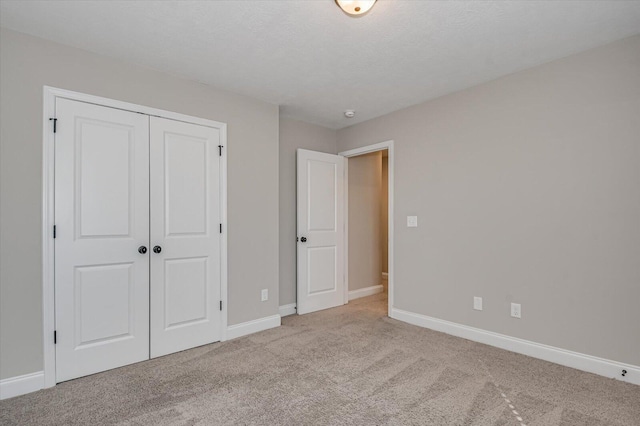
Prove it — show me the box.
[348,151,383,292]
[381,155,389,274]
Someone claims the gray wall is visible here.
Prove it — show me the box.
[348,152,383,292]
[0,28,280,379]
[279,118,336,306]
[337,35,640,366]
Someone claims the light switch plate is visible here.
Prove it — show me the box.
[511,303,521,318]
[261,289,268,302]
[473,297,483,311]
[407,216,418,227]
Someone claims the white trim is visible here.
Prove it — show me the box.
[279,303,297,317]
[348,285,384,301]
[339,141,394,157]
[44,86,225,129]
[219,123,229,341]
[343,158,349,304]
[391,308,640,386]
[42,88,56,389]
[226,315,281,340]
[339,140,394,317]
[42,86,229,385]
[0,372,44,400]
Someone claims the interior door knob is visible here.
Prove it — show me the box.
[300,237,307,243]
[138,246,147,254]
[153,245,162,253]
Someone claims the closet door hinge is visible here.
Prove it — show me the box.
[218,145,223,156]
[219,300,223,311]
[49,118,57,133]
[53,225,57,239]
[220,223,222,234]
[54,330,57,344]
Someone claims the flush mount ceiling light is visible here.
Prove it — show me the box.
[335,0,377,16]
[344,110,356,118]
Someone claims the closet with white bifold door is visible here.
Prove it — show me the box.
[53,97,224,382]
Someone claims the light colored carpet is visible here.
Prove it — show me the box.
[1,293,639,425]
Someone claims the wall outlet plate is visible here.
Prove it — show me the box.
[261,289,268,302]
[511,303,521,318]
[473,297,483,311]
[407,216,418,227]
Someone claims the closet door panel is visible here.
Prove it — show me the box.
[54,98,150,382]
[150,117,222,358]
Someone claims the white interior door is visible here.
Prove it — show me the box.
[54,98,150,382]
[150,117,222,358]
[297,149,345,314]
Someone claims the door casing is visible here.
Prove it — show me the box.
[339,141,395,317]
[42,86,228,388]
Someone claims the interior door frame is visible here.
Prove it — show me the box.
[42,86,228,388]
[338,140,394,316]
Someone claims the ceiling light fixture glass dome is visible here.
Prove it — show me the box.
[335,0,377,16]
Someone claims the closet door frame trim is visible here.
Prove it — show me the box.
[42,86,228,388]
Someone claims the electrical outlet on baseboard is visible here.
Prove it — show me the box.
[261,289,268,302]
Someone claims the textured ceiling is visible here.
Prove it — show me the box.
[2,1,640,129]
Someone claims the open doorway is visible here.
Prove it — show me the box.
[340,141,394,316]
[295,141,393,316]
[345,150,388,300]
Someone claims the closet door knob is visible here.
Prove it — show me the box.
[153,245,162,254]
[138,246,147,254]
[300,237,307,243]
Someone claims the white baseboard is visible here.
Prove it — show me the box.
[226,314,281,340]
[0,371,44,400]
[391,308,640,386]
[279,303,297,317]
[349,285,384,301]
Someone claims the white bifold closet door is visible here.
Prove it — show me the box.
[54,99,151,382]
[55,99,222,382]
[149,116,221,358]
